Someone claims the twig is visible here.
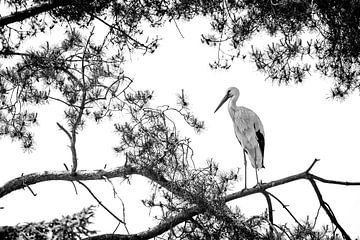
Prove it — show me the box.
[313,205,321,228]
[25,184,37,196]
[113,221,121,234]
[21,173,37,196]
[76,180,125,224]
[63,163,69,171]
[71,181,78,195]
[306,158,319,173]
[83,10,152,51]
[56,122,72,140]
[173,19,184,38]
[63,162,78,194]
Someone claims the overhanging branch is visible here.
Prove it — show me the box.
[0,1,71,27]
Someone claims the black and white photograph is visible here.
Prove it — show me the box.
[1,1,360,239]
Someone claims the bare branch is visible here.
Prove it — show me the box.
[266,191,303,227]
[310,174,360,186]
[308,178,351,240]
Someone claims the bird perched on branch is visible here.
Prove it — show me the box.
[214,87,265,189]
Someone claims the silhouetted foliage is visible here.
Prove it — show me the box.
[0,1,359,240]
[2,1,360,98]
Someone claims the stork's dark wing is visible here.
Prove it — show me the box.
[255,129,265,160]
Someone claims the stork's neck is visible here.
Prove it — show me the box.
[227,95,238,118]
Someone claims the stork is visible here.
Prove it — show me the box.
[214,87,265,189]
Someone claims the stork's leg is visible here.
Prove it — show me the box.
[255,168,259,185]
[243,150,247,189]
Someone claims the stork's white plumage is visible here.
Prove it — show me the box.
[214,87,265,189]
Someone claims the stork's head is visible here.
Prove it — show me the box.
[214,87,239,113]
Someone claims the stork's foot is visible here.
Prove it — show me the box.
[253,181,264,188]
[241,187,248,193]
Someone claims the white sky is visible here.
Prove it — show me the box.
[1,17,360,238]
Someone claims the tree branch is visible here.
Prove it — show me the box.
[308,178,351,240]
[1,159,358,240]
[0,1,71,27]
[261,190,273,224]
[0,165,138,199]
[265,191,302,227]
[76,180,125,224]
[83,207,202,240]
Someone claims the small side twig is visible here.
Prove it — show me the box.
[21,173,37,196]
[173,18,184,38]
[306,158,320,173]
[266,191,303,227]
[56,122,72,140]
[25,184,37,196]
[313,205,321,228]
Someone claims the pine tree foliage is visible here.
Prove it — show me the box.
[0,1,359,240]
[2,1,360,98]
[0,206,96,240]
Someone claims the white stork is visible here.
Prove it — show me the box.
[214,87,265,189]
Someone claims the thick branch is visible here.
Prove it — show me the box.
[1,160,358,240]
[0,165,138,199]
[0,1,71,27]
[83,207,202,240]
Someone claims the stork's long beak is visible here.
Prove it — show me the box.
[214,92,230,113]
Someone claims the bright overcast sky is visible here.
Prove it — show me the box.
[1,17,360,238]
